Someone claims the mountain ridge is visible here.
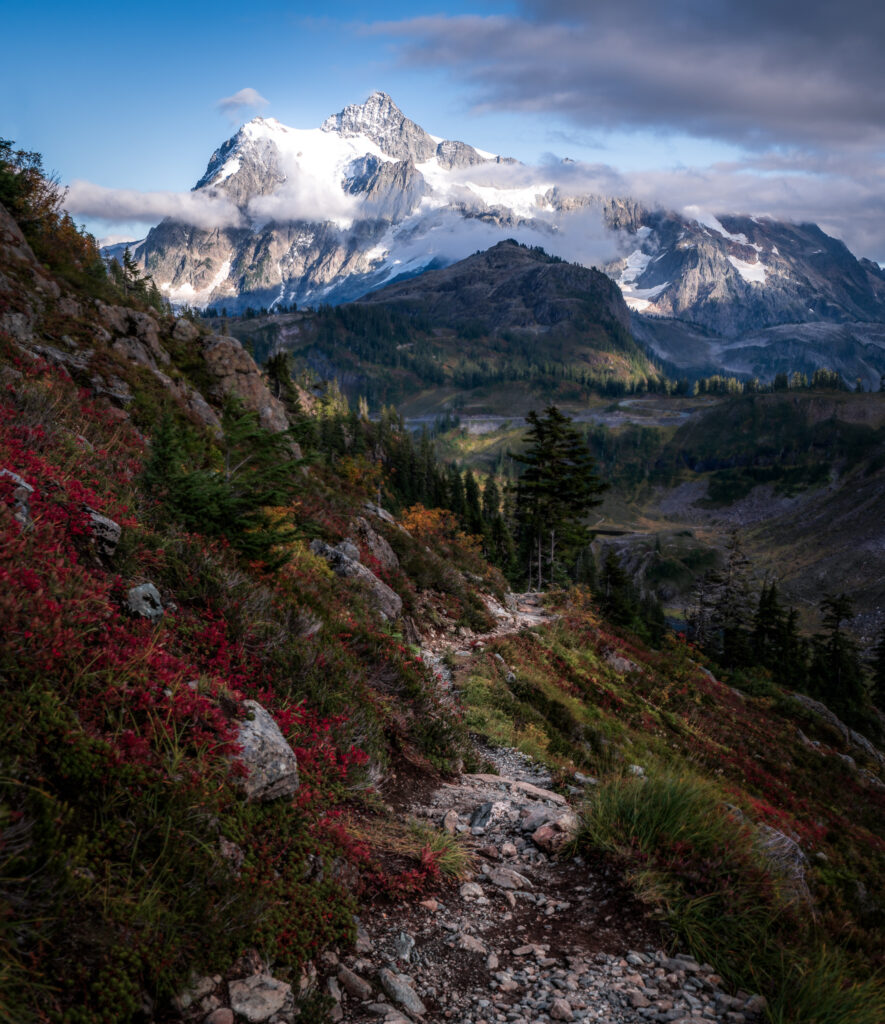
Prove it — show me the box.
[124,92,885,385]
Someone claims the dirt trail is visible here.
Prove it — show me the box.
[327,595,766,1024]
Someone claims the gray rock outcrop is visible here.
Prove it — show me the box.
[790,693,885,773]
[435,139,487,170]
[125,582,163,622]
[201,334,289,433]
[351,516,399,571]
[234,699,299,802]
[310,539,402,621]
[344,156,427,221]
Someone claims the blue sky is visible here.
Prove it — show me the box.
[3,0,883,260]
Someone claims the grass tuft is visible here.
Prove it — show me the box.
[573,770,885,1024]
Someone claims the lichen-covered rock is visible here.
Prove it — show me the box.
[234,700,299,802]
[337,538,361,562]
[98,304,170,370]
[310,539,402,620]
[125,582,163,621]
[362,500,398,526]
[377,968,427,1018]
[790,693,885,773]
[172,316,201,344]
[83,506,121,557]
[757,823,811,903]
[0,468,34,528]
[171,973,215,1012]
[0,205,55,345]
[337,965,373,1001]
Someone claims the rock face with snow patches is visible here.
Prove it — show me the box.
[607,211,885,336]
[127,92,885,380]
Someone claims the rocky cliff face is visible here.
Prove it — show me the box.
[0,202,288,437]
[608,211,885,337]
[321,90,438,163]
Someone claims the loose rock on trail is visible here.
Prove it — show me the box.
[323,595,766,1024]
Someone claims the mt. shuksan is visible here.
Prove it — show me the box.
[130,93,885,381]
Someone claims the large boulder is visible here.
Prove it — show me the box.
[201,335,289,433]
[310,539,402,621]
[234,700,299,802]
[351,515,399,571]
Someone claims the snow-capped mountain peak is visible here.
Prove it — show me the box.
[321,91,438,163]
[131,93,885,365]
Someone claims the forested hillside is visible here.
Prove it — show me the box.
[222,242,665,413]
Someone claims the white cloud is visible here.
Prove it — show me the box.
[96,232,141,248]
[245,151,359,228]
[64,181,245,230]
[445,155,885,263]
[371,3,885,262]
[217,87,269,120]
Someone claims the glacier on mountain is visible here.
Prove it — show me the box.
[126,92,885,348]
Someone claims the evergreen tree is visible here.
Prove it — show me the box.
[808,593,866,716]
[446,464,467,521]
[482,478,501,524]
[599,549,634,627]
[512,406,607,587]
[142,402,300,569]
[573,546,598,589]
[712,534,754,668]
[686,571,718,652]
[463,469,483,535]
[751,582,807,688]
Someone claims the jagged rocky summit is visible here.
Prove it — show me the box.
[124,91,885,385]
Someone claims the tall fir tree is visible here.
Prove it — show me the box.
[511,406,607,587]
[808,593,866,717]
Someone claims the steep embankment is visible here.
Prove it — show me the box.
[0,194,505,1021]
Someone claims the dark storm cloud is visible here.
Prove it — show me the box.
[380,1,885,150]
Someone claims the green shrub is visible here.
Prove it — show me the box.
[572,770,885,1023]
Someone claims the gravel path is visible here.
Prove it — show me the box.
[326,597,766,1024]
